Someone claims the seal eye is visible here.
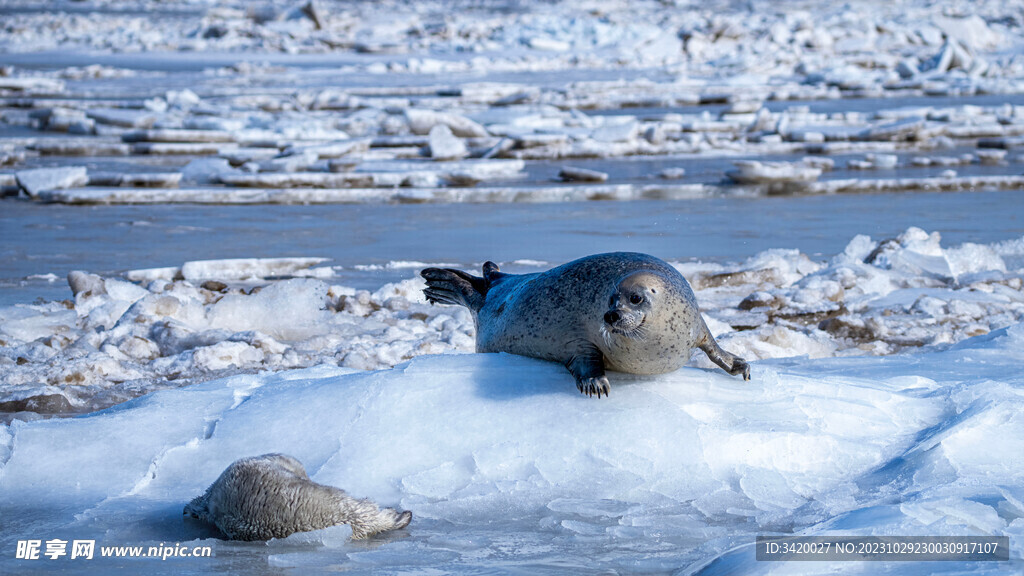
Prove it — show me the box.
[629,294,643,305]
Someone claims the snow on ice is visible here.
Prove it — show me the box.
[1,313,1023,573]
[1,227,1022,423]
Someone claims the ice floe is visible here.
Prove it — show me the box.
[2,1,1024,205]
[2,227,1021,423]
[14,166,88,197]
[2,319,1023,573]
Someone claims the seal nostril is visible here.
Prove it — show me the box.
[604,311,620,325]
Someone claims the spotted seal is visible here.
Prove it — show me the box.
[421,252,750,397]
[184,454,412,541]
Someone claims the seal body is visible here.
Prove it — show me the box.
[184,454,412,541]
[421,252,750,397]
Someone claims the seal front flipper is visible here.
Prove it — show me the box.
[421,267,489,312]
[696,321,751,381]
[565,342,610,398]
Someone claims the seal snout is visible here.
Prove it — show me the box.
[603,307,647,340]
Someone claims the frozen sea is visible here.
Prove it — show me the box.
[3,0,1024,574]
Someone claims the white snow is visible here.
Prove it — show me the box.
[2,227,1021,427]
[2,325,1022,573]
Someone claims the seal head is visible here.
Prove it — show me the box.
[603,271,663,340]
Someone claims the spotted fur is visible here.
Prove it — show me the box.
[422,252,750,397]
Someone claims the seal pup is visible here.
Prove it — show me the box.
[421,252,750,397]
[184,454,412,541]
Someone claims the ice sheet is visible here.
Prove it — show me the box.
[2,327,1022,574]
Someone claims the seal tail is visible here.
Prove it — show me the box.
[421,266,491,312]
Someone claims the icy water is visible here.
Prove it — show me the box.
[3,189,1022,307]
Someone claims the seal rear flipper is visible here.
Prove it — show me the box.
[482,261,510,285]
[565,343,610,398]
[697,321,751,381]
[421,267,488,312]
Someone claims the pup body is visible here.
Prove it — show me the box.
[185,454,411,541]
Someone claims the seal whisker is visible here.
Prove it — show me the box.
[617,317,648,341]
[635,323,650,341]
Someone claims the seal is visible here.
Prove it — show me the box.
[184,453,412,541]
[421,252,750,397]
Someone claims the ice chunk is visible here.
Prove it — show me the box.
[88,172,182,188]
[941,404,1024,485]
[258,151,318,173]
[857,117,924,141]
[180,257,331,282]
[284,139,370,160]
[219,147,281,165]
[591,120,638,143]
[527,37,570,52]
[122,129,234,143]
[402,461,473,499]
[848,153,898,170]
[208,279,331,341]
[896,58,919,79]
[0,77,65,93]
[132,142,229,155]
[182,158,237,185]
[428,125,468,161]
[86,108,158,128]
[873,227,955,282]
[67,270,106,297]
[29,140,131,156]
[15,166,88,197]
[726,161,821,184]
[406,109,488,138]
[902,499,1006,533]
[0,305,76,343]
[976,150,1007,165]
[933,14,1001,51]
[558,166,608,182]
[219,172,378,188]
[945,243,1007,279]
[165,88,201,109]
[739,468,805,511]
[192,341,265,371]
[923,39,976,74]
